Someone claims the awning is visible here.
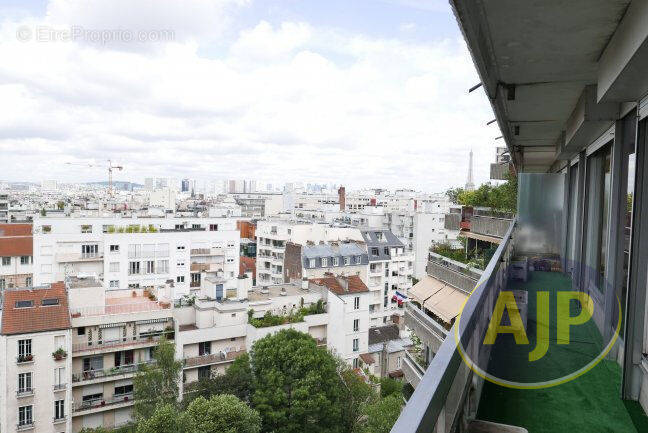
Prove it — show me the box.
[423,285,468,324]
[135,318,168,325]
[462,231,502,244]
[409,275,447,305]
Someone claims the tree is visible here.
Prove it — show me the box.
[184,394,262,433]
[251,329,342,433]
[362,395,402,433]
[57,201,65,210]
[136,404,185,433]
[445,187,464,204]
[338,366,376,433]
[183,353,253,406]
[379,377,403,399]
[133,337,183,420]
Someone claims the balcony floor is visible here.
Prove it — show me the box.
[477,271,648,433]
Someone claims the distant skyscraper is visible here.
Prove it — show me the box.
[181,178,190,192]
[465,149,475,191]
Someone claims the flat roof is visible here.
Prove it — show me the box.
[247,283,308,302]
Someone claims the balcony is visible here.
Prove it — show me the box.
[72,360,154,384]
[72,332,173,354]
[402,349,426,388]
[17,388,34,397]
[470,214,512,239]
[55,252,103,262]
[426,254,480,294]
[73,393,133,414]
[16,355,34,364]
[184,349,246,369]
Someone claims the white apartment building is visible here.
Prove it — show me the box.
[0,194,9,223]
[310,275,371,368]
[361,229,415,327]
[32,217,241,299]
[255,219,363,286]
[0,283,73,433]
[0,224,33,290]
[66,277,174,432]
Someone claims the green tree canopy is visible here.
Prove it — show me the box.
[133,337,183,420]
[183,353,253,406]
[362,395,403,433]
[184,394,262,433]
[379,377,403,399]
[338,366,376,433]
[135,404,185,433]
[446,173,518,213]
[250,329,343,433]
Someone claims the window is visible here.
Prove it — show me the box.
[209,224,218,231]
[81,244,98,258]
[42,225,51,233]
[353,319,359,332]
[18,405,32,427]
[177,276,185,283]
[128,261,140,275]
[109,262,120,272]
[397,356,402,368]
[371,248,379,256]
[333,257,339,266]
[18,372,32,393]
[114,383,133,397]
[157,260,169,274]
[110,244,119,252]
[321,258,328,267]
[354,297,360,310]
[352,338,359,352]
[109,280,119,288]
[384,247,389,255]
[2,256,10,266]
[355,255,361,264]
[128,244,141,258]
[1,278,6,290]
[25,276,32,286]
[54,367,66,387]
[309,259,315,268]
[15,300,33,308]
[198,341,211,356]
[41,264,52,273]
[344,257,350,266]
[177,261,185,267]
[384,296,388,307]
[42,298,59,306]
[81,224,92,233]
[145,260,155,274]
[77,327,85,336]
[54,399,65,420]
[198,366,211,379]
[83,356,103,372]
[176,245,185,250]
[352,358,360,369]
[20,256,31,265]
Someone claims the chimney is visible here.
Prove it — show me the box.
[338,186,346,211]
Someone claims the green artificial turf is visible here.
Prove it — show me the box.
[476,271,643,433]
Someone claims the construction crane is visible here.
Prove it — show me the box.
[65,160,124,197]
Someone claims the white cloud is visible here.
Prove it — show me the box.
[0,4,499,192]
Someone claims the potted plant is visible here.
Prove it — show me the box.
[131,290,137,297]
[52,348,67,360]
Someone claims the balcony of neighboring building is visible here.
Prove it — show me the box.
[72,359,155,386]
[72,392,134,416]
[183,348,247,369]
[55,251,104,262]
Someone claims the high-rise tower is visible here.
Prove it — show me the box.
[465,149,475,191]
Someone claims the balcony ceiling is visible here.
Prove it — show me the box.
[452,0,631,172]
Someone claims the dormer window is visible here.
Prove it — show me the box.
[15,300,33,309]
[42,298,59,306]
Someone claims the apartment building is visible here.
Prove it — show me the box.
[0,193,8,223]
[255,219,363,285]
[361,229,414,327]
[67,276,173,432]
[32,217,240,299]
[0,283,72,433]
[394,1,648,431]
[310,275,371,368]
[0,224,33,290]
[360,324,412,379]
[283,241,369,283]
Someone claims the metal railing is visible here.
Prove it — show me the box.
[392,218,515,433]
[73,393,133,412]
[72,360,154,383]
[184,349,246,368]
[426,257,480,294]
[72,331,173,353]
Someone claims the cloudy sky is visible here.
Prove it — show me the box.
[0,0,501,191]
